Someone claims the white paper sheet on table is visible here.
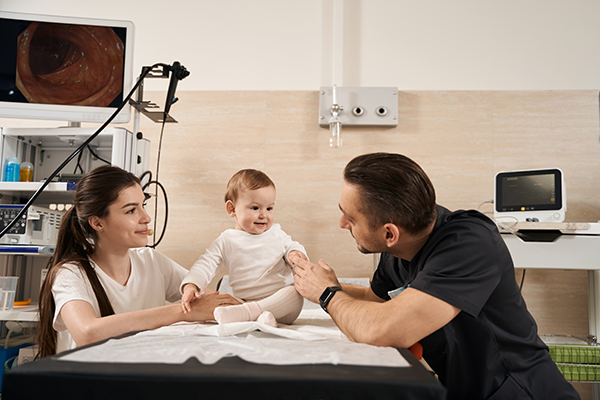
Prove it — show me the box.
[58,308,409,368]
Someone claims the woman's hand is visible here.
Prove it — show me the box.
[184,293,241,322]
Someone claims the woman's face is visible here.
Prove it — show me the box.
[94,184,151,251]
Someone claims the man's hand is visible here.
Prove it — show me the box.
[293,258,340,303]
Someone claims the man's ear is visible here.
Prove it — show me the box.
[88,216,103,233]
[225,200,236,217]
[382,223,401,248]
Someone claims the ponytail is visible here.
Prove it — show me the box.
[37,208,116,358]
[37,166,139,358]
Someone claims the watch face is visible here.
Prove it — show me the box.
[320,289,332,304]
[320,286,342,313]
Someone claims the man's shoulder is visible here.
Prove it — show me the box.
[406,207,506,270]
[378,252,402,269]
[436,207,497,233]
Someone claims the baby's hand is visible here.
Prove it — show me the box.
[288,250,308,266]
[181,283,202,314]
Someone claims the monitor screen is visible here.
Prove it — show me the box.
[0,11,134,123]
[494,168,565,223]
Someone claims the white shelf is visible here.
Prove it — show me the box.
[0,305,38,322]
[0,182,72,192]
[502,233,600,270]
[0,181,76,203]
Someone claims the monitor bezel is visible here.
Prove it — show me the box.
[494,168,566,223]
[0,11,135,124]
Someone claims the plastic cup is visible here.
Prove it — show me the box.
[19,161,33,182]
[0,277,18,311]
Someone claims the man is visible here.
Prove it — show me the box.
[293,153,579,400]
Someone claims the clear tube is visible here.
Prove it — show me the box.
[330,120,342,148]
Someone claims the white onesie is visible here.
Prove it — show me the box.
[181,223,306,300]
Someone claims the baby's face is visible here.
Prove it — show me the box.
[232,186,276,234]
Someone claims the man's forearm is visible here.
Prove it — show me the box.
[326,291,403,347]
[326,287,460,350]
[339,283,370,300]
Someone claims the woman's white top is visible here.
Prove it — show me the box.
[52,247,188,354]
[181,224,306,300]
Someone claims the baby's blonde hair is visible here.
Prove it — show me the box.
[224,169,275,204]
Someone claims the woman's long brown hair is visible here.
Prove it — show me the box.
[37,165,141,358]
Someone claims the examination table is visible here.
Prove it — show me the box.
[2,345,442,399]
[2,311,444,400]
[2,277,445,399]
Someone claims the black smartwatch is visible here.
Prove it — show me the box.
[319,286,343,313]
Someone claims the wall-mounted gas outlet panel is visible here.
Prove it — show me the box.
[318,87,398,127]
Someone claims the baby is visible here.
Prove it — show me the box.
[180,169,308,326]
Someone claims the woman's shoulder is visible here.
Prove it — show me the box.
[129,247,186,272]
[129,246,154,259]
[52,260,89,287]
[54,260,86,276]
[129,247,167,265]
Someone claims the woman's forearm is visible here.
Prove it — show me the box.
[62,293,238,347]
[66,303,185,347]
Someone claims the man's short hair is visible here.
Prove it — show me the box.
[224,169,275,203]
[343,153,437,235]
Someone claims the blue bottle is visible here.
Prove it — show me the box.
[4,158,20,182]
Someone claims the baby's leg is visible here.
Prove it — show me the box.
[256,285,304,324]
[213,302,262,324]
[214,285,303,325]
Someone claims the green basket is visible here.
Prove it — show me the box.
[548,345,600,365]
[556,363,600,382]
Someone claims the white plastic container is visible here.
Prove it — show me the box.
[0,277,18,311]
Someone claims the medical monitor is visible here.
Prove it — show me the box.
[0,11,134,124]
[494,168,566,223]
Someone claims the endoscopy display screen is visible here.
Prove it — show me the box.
[0,17,126,108]
[496,170,562,212]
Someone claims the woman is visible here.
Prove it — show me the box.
[38,165,239,358]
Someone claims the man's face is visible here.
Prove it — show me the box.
[338,181,387,254]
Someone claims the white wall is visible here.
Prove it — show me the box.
[356,1,600,90]
[2,0,600,90]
